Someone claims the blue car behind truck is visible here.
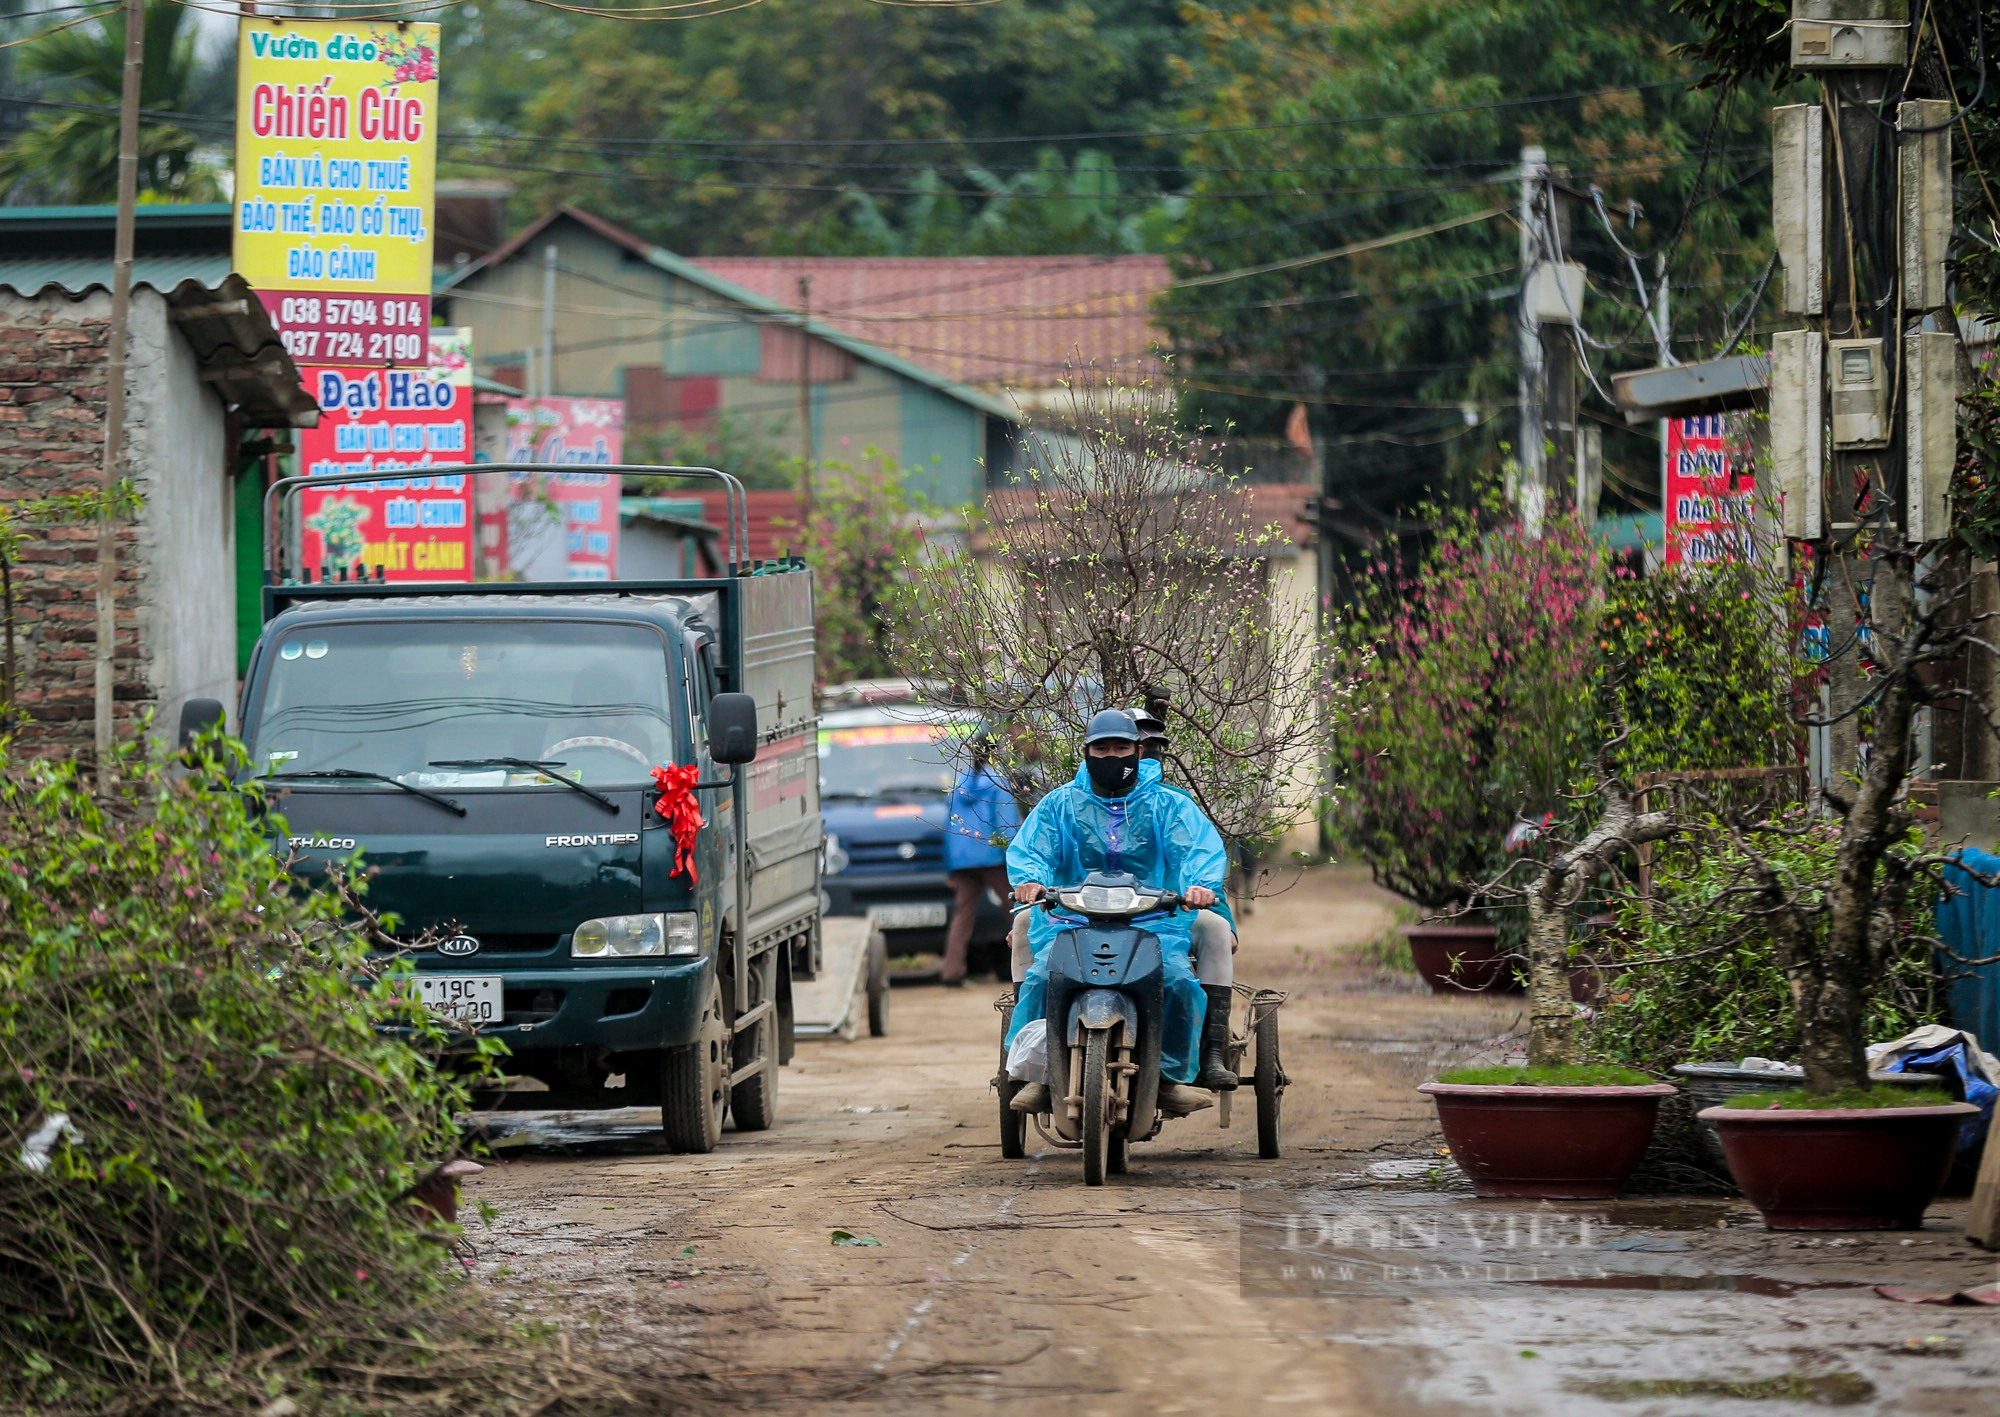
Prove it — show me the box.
[818,704,1009,963]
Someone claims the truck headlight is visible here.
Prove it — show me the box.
[823,832,849,876]
[571,912,700,959]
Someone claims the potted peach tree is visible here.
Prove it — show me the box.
[1331,504,1599,993]
[1420,768,1679,1198]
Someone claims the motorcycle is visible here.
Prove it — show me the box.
[995,869,1285,1184]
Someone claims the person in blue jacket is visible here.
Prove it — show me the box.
[1004,709,1228,1117]
[940,732,1021,986]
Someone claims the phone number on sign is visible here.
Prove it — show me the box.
[281,328,426,362]
[278,297,427,329]
[264,289,432,367]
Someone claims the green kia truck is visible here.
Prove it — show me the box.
[185,465,820,1153]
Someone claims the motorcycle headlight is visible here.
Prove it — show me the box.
[572,912,700,959]
[1069,884,1140,914]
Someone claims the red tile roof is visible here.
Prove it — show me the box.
[688,255,1171,391]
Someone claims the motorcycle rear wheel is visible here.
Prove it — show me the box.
[1080,1030,1112,1186]
[1254,1009,1283,1160]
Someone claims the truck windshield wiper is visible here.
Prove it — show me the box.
[262,769,467,817]
[429,758,620,815]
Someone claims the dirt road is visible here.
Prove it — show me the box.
[468,869,2000,1415]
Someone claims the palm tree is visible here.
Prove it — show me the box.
[0,1,221,203]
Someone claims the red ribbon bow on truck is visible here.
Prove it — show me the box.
[650,764,705,884]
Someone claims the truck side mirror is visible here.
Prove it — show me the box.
[707,692,759,765]
[178,697,226,749]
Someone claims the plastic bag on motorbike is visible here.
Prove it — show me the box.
[1007,1017,1048,1084]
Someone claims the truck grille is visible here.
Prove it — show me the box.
[466,933,561,955]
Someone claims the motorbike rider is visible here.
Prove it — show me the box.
[1003,709,1230,1117]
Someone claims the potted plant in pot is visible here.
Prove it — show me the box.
[1331,504,1600,994]
[1685,552,1982,1229]
[1420,769,1680,1198]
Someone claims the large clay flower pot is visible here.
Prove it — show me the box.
[1697,1102,1977,1230]
[1404,924,1519,995]
[1419,1081,1678,1198]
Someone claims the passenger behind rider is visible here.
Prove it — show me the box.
[1004,709,1237,1118]
[1005,702,1240,1085]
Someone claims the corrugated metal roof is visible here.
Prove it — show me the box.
[0,253,232,296]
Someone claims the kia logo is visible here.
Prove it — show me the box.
[437,935,482,957]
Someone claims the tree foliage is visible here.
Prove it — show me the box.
[1158,0,1775,516]
[891,377,1331,847]
[778,451,926,686]
[441,0,1195,255]
[1587,811,1942,1077]
[1330,501,1601,908]
[0,737,550,1409]
[0,0,224,203]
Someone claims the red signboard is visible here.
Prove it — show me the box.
[498,397,625,580]
[1664,415,1756,565]
[295,329,473,582]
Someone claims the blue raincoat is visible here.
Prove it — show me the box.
[944,763,1020,873]
[1004,758,1227,1083]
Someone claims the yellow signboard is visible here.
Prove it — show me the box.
[233,19,439,367]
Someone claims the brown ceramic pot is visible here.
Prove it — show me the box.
[1419,1081,1678,1198]
[1403,924,1520,995]
[1697,1102,1977,1230]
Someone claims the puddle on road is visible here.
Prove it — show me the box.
[1240,1186,1884,1302]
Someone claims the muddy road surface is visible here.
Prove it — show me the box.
[467,869,2000,1415]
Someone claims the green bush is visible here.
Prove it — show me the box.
[1584,811,1943,1076]
[0,739,525,1409]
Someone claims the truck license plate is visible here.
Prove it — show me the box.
[870,902,948,931]
[417,975,502,1024]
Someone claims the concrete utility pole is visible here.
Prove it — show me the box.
[94,0,143,788]
[796,274,815,520]
[1769,0,1957,784]
[1515,145,1548,530]
[1539,178,1580,512]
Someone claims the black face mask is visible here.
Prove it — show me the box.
[1085,753,1138,796]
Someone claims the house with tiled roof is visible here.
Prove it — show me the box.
[690,254,1169,409]
[435,208,1174,506]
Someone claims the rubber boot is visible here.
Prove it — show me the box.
[1196,985,1239,1091]
[1009,1081,1049,1113]
[1159,1082,1215,1116]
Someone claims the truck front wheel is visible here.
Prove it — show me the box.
[661,974,728,1153]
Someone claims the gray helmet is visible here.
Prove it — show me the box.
[1082,708,1140,746]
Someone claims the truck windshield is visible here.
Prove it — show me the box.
[818,722,961,800]
[247,620,677,788]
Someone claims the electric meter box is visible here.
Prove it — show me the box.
[1528,262,1587,326]
[1791,1,1908,69]
[1829,337,1889,448]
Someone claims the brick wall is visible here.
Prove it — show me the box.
[1,291,152,758]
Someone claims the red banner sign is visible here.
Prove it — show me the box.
[295,329,474,582]
[497,397,625,580]
[1664,415,1757,565]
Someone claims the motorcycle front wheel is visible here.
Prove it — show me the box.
[1081,1030,1113,1185]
